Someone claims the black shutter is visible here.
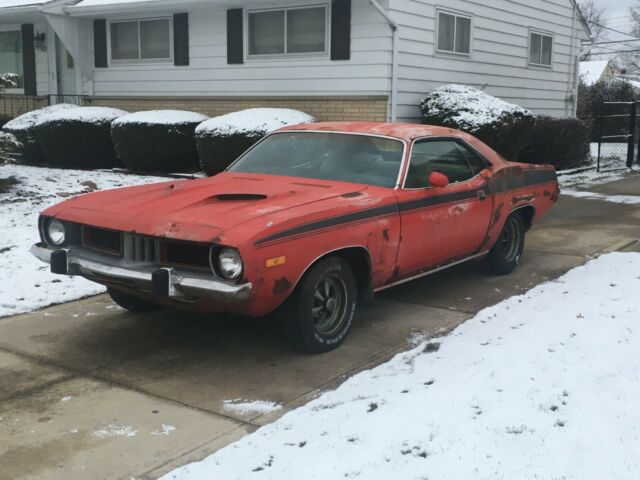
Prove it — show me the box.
[93,19,108,68]
[227,8,244,64]
[173,13,189,66]
[21,24,36,95]
[331,0,351,60]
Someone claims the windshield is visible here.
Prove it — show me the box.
[228,132,405,188]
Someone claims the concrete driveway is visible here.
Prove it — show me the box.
[1,175,639,480]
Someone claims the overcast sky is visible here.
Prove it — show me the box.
[593,0,635,32]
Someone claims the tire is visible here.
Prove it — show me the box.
[107,287,161,313]
[485,212,525,275]
[279,257,358,353]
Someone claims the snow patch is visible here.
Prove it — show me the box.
[162,253,640,480]
[93,423,137,438]
[112,110,208,126]
[561,189,640,204]
[223,399,282,415]
[195,108,315,137]
[151,424,176,436]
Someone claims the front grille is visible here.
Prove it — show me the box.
[163,241,211,270]
[83,227,121,256]
[123,233,158,263]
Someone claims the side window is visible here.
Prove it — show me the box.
[405,140,475,188]
[454,143,489,175]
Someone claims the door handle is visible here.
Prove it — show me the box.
[477,190,487,200]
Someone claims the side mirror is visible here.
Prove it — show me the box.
[428,171,449,188]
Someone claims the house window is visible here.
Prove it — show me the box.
[437,11,471,55]
[529,31,553,67]
[248,5,327,56]
[0,30,23,88]
[110,18,171,61]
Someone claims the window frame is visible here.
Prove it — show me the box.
[0,25,24,94]
[107,16,173,65]
[435,9,473,57]
[244,3,331,61]
[528,29,553,68]
[402,137,491,190]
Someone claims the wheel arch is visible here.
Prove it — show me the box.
[511,204,536,231]
[292,246,373,300]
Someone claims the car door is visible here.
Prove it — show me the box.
[394,138,494,277]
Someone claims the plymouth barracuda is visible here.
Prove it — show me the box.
[32,122,559,352]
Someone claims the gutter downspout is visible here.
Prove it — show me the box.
[568,2,577,117]
[368,0,398,122]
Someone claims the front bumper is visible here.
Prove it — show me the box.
[31,243,252,303]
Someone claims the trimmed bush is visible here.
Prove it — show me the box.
[522,117,590,170]
[111,110,208,173]
[420,84,535,161]
[196,108,316,175]
[2,104,77,164]
[0,131,21,165]
[33,107,127,168]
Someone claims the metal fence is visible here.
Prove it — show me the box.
[596,101,640,172]
[0,93,86,121]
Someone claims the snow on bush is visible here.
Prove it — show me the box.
[421,84,531,132]
[421,84,534,161]
[195,108,316,175]
[0,131,22,165]
[2,104,78,164]
[33,106,128,168]
[112,110,208,173]
[0,72,20,89]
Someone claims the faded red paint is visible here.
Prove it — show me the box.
[39,122,558,317]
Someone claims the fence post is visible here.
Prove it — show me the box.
[636,101,640,166]
[627,102,637,169]
[597,101,603,172]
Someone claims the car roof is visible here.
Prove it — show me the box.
[277,121,464,142]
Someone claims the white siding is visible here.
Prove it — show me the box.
[390,0,587,121]
[89,0,393,98]
[35,21,49,95]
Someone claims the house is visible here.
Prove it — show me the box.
[0,0,590,122]
[579,59,616,86]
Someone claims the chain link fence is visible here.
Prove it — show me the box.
[596,101,639,172]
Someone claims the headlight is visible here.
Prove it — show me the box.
[218,248,243,280]
[46,219,66,246]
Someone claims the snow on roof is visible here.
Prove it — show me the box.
[421,84,530,132]
[112,110,208,126]
[2,104,78,132]
[0,0,51,8]
[580,60,611,86]
[196,108,316,137]
[38,106,128,125]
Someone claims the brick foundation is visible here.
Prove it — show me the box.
[84,96,389,122]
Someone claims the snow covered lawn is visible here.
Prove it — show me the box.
[163,253,640,480]
[0,165,168,317]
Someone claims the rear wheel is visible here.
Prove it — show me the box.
[485,212,525,275]
[279,257,358,353]
[107,287,161,313]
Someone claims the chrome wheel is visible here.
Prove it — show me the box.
[500,216,522,263]
[312,274,348,336]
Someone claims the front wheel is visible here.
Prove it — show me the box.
[485,212,525,275]
[107,287,161,313]
[279,257,358,353]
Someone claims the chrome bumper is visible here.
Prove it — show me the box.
[30,243,252,302]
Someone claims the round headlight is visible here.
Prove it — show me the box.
[218,248,243,281]
[47,219,66,246]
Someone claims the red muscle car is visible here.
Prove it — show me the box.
[32,122,559,352]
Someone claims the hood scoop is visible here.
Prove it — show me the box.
[211,193,268,201]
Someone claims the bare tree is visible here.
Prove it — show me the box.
[619,1,640,74]
[577,0,607,60]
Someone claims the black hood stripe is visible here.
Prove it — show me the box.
[255,168,556,246]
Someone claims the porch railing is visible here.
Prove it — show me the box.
[0,93,87,121]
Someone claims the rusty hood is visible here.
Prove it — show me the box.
[43,172,368,243]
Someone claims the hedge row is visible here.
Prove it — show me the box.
[2,107,316,174]
[421,84,590,170]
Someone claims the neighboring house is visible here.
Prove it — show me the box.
[579,59,615,86]
[0,0,590,122]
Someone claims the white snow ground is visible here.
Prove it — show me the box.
[162,252,640,480]
[0,164,168,317]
